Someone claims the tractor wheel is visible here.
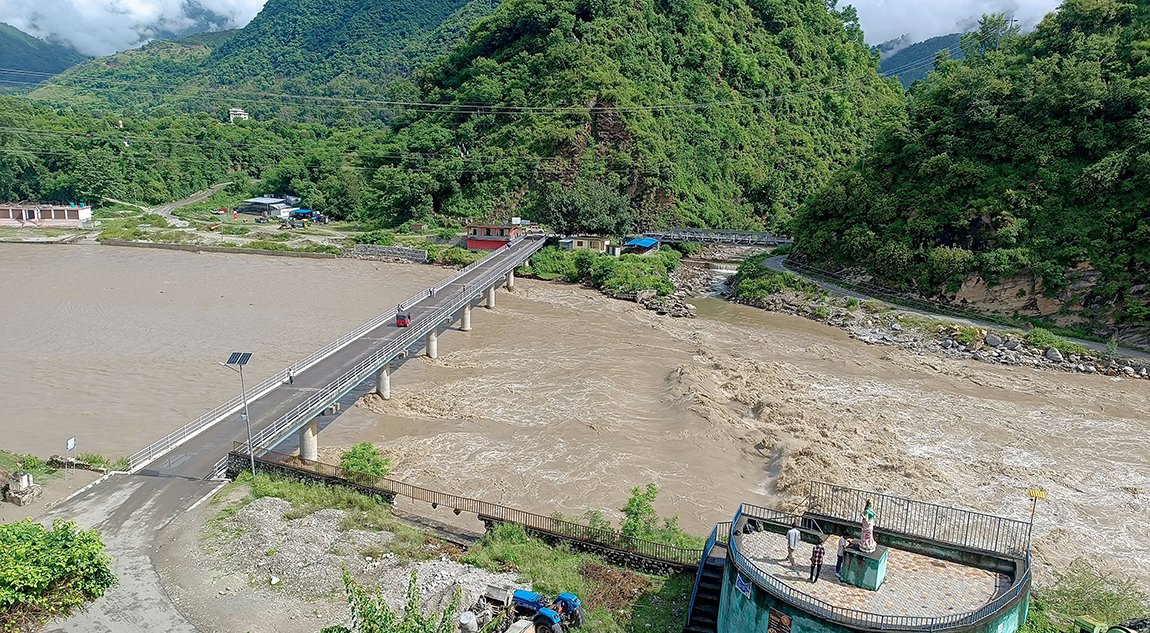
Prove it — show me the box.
[571,606,587,628]
[534,619,562,633]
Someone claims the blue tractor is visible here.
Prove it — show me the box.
[511,590,586,633]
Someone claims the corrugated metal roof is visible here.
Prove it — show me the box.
[244,197,284,204]
[625,237,659,248]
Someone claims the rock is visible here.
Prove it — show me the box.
[890,322,903,332]
[1004,339,1020,350]
[968,339,985,352]
[1045,348,1063,362]
[972,351,986,362]
[1086,365,1097,374]
[636,289,657,302]
[270,576,280,586]
[985,333,1003,347]
[1123,366,1137,377]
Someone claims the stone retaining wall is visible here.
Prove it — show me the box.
[101,239,338,259]
[343,244,428,263]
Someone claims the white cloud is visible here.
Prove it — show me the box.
[0,0,266,56]
[848,0,1064,44]
[1,0,1067,57]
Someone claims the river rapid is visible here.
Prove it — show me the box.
[2,245,1147,583]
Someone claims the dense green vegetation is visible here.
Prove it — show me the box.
[879,33,964,88]
[0,23,87,92]
[793,4,1150,332]
[525,246,681,295]
[27,0,495,120]
[0,519,117,632]
[733,252,820,302]
[339,442,393,480]
[1022,558,1149,633]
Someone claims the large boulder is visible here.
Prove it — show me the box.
[985,333,1003,347]
[1045,347,1064,362]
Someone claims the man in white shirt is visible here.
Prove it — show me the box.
[786,522,801,566]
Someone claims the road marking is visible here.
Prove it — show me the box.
[46,472,116,510]
[186,480,229,514]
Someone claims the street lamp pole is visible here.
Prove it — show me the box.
[222,352,257,479]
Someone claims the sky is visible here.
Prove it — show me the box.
[1,0,1065,58]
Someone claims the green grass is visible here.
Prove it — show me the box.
[75,453,131,471]
[242,240,341,254]
[0,450,61,480]
[464,523,690,633]
[1022,559,1149,633]
[1026,327,1089,356]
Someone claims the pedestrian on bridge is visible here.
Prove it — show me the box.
[287,368,294,385]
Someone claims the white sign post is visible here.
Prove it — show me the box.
[66,437,76,478]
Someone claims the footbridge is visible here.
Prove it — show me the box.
[126,235,546,479]
[644,228,792,247]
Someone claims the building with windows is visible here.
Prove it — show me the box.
[0,203,92,228]
[466,223,520,250]
[559,236,611,253]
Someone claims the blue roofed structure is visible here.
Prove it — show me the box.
[625,237,659,248]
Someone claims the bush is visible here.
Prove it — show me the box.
[139,213,170,228]
[322,570,457,633]
[352,230,396,246]
[435,246,483,267]
[19,455,45,472]
[1026,327,1088,355]
[340,442,391,480]
[0,519,118,632]
[1025,559,1149,632]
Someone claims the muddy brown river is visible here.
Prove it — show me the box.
[2,245,1147,584]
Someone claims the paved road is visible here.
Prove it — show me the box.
[43,238,541,632]
[766,255,1150,360]
[153,182,233,218]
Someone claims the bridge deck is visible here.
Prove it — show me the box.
[142,237,543,480]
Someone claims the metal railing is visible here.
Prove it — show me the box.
[728,506,1031,631]
[208,238,546,477]
[245,448,703,568]
[686,522,728,627]
[645,228,793,247]
[130,237,543,472]
[805,481,1031,558]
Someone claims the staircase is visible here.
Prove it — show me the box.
[685,543,726,633]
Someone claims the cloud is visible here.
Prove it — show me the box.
[0,0,266,56]
[848,0,1064,44]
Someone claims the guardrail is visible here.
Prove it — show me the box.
[805,481,1031,558]
[131,237,543,473]
[244,447,703,568]
[686,522,725,627]
[727,506,1031,631]
[209,238,545,477]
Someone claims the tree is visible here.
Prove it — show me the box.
[0,519,118,632]
[340,442,392,481]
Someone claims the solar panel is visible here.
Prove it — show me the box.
[226,352,253,366]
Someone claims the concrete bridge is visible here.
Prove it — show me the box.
[644,228,792,248]
[43,235,545,632]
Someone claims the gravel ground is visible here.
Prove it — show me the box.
[158,488,526,633]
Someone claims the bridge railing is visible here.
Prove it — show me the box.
[728,506,1032,631]
[644,228,792,247]
[131,238,543,473]
[244,447,703,568]
[209,238,546,477]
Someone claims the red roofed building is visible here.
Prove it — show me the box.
[466,223,519,250]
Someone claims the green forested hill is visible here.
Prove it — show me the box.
[0,23,87,90]
[792,3,1150,332]
[27,0,496,120]
[322,0,905,230]
[880,33,964,88]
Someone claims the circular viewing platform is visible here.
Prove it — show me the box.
[739,532,1012,618]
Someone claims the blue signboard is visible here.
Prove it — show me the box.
[735,573,752,599]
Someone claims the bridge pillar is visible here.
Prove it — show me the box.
[505,270,515,291]
[426,330,438,359]
[460,303,472,331]
[486,285,496,309]
[376,364,391,400]
[299,419,318,462]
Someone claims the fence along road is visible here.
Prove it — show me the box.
[129,235,544,476]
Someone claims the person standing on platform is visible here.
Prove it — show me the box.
[809,538,826,583]
[786,522,801,566]
[836,535,850,577]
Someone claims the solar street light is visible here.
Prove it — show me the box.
[220,352,256,478]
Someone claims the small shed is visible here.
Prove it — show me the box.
[622,237,660,255]
[562,236,610,253]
